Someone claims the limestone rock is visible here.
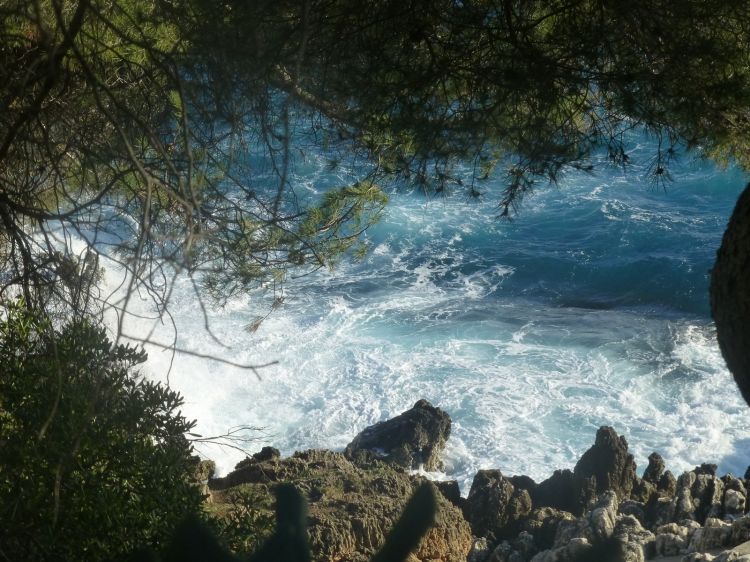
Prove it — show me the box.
[619,499,646,525]
[731,516,750,545]
[689,518,732,553]
[643,452,666,484]
[344,399,451,471]
[693,474,725,523]
[464,470,532,541]
[467,538,491,562]
[727,489,748,517]
[658,470,678,498]
[614,514,655,562]
[573,427,637,512]
[530,537,591,562]
[533,469,578,514]
[210,449,471,562]
[522,507,577,550]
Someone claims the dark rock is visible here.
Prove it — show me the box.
[646,496,676,529]
[344,399,451,471]
[744,466,750,480]
[464,470,532,541]
[532,469,578,514]
[619,500,647,526]
[522,507,576,550]
[695,463,718,477]
[658,470,677,498]
[253,446,281,462]
[643,453,665,484]
[630,478,656,504]
[435,480,463,508]
[692,473,724,524]
[573,426,638,512]
[509,474,537,493]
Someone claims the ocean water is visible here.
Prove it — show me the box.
[106,140,750,493]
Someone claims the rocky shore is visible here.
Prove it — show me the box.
[201,400,750,562]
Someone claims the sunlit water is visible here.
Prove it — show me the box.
[102,141,750,493]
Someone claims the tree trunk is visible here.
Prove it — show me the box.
[711,182,750,407]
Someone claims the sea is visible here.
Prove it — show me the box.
[105,137,750,494]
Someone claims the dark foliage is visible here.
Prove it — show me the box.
[0,303,204,561]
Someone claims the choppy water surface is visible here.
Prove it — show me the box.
[111,142,750,492]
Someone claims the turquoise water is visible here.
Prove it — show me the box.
[110,140,750,492]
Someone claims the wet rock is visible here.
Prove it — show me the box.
[573,427,637,512]
[513,531,539,560]
[344,399,451,471]
[487,542,522,562]
[464,470,532,541]
[643,453,666,484]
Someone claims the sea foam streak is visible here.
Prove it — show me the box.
[102,145,750,493]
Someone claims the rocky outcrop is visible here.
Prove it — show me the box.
[344,399,451,471]
[573,426,638,512]
[464,470,533,541]
[209,449,471,562]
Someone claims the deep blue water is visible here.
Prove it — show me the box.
[111,138,750,492]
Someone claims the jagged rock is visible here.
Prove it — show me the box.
[614,514,655,562]
[643,453,666,484]
[589,491,619,541]
[658,470,678,498]
[487,542,522,562]
[684,554,716,562]
[533,469,578,514]
[630,478,656,504]
[714,540,750,562]
[647,496,676,529]
[619,500,646,526]
[727,490,748,517]
[676,471,699,521]
[435,480,462,507]
[530,537,591,562]
[344,399,451,471]
[731,516,750,544]
[654,531,687,557]
[522,507,577,550]
[573,427,637,512]
[514,531,539,560]
[693,474,725,524]
[464,470,532,541]
[697,464,719,477]
[689,518,732,553]
[510,475,537,493]
[725,475,748,494]
[467,538,491,562]
[210,449,471,562]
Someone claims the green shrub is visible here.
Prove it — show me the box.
[0,303,204,561]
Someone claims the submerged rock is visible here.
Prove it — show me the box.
[344,399,451,471]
